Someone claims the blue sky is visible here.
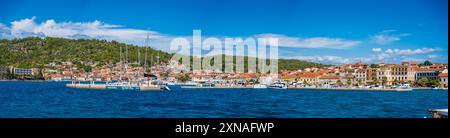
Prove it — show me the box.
[0,0,448,64]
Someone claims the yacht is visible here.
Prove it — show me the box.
[253,84,268,89]
[268,82,288,89]
[393,83,412,92]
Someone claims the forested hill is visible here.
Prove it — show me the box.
[0,37,172,68]
[0,37,329,70]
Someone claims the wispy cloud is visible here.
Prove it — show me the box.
[1,17,363,52]
[371,48,382,52]
[376,47,442,60]
[256,34,361,49]
[0,23,11,39]
[1,17,446,64]
[286,55,373,65]
[293,48,445,65]
[2,16,176,50]
[370,30,410,45]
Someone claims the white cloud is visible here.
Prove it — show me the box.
[1,17,363,53]
[287,55,373,65]
[426,55,438,59]
[376,48,442,60]
[255,34,361,49]
[384,48,441,55]
[370,30,410,45]
[0,23,12,39]
[3,16,175,50]
[371,48,382,52]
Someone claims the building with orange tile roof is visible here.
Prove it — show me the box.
[297,72,321,84]
[438,73,448,88]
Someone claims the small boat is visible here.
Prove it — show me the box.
[253,84,268,89]
[394,88,413,91]
[392,84,413,92]
[429,109,448,118]
[268,83,288,89]
[197,83,215,88]
[160,85,170,91]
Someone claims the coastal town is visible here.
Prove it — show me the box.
[0,60,448,89]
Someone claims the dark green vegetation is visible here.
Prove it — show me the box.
[278,59,327,70]
[419,60,433,67]
[415,78,441,87]
[0,37,328,71]
[0,37,172,68]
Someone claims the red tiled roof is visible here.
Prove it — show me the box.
[438,73,448,77]
[345,74,354,79]
[319,75,340,79]
[297,73,321,78]
[414,68,441,72]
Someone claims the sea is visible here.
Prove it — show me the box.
[0,81,447,118]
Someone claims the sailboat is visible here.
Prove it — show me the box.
[141,30,169,91]
[67,33,169,91]
[105,30,169,91]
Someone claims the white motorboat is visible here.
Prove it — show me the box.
[268,83,288,89]
[253,84,268,89]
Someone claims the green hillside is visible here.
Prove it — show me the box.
[0,37,171,68]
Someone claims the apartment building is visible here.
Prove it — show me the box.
[376,68,392,85]
[297,73,321,84]
[389,64,415,83]
[355,69,367,84]
[438,73,448,88]
[415,68,440,80]
[13,68,34,75]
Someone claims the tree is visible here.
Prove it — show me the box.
[420,60,433,66]
[370,64,380,68]
[176,73,191,82]
[160,69,170,80]
[381,77,388,87]
[336,79,342,86]
[417,78,429,87]
[392,79,399,85]
[346,79,352,87]
[373,78,379,85]
[428,79,440,87]
[84,66,92,72]
[407,80,414,87]
[357,79,363,86]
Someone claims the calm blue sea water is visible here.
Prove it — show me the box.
[0,81,447,118]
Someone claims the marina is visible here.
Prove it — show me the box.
[0,81,447,118]
[66,83,168,91]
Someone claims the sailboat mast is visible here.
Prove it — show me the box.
[138,48,141,65]
[125,44,129,64]
[119,45,123,81]
[144,30,149,84]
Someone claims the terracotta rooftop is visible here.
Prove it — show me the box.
[297,73,321,78]
[319,75,340,79]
